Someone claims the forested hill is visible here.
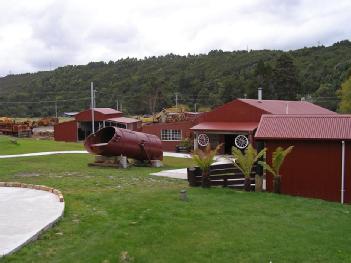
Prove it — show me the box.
[1,40,351,117]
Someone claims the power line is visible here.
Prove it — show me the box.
[0,97,90,104]
[0,90,88,96]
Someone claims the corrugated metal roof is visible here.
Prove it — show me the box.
[191,122,258,132]
[107,117,140,124]
[255,115,351,140]
[239,99,336,115]
[93,108,122,115]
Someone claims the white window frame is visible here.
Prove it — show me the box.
[161,129,182,141]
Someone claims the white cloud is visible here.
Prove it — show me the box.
[0,0,350,75]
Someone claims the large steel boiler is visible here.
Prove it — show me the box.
[84,126,163,161]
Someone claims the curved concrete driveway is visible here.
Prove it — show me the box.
[0,187,64,257]
[0,151,190,159]
[0,150,88,159]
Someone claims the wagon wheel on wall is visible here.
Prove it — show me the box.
[234,135,249,149]
[197,134,209,147]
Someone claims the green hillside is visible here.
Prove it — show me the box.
[0,40,351,117]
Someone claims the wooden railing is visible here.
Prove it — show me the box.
[187,163,256,190]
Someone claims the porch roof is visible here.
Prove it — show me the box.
[190,122,258,132]
[106,117,140,124]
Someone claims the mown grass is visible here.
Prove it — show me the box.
[0,135,83,155]
[0,140,351,262]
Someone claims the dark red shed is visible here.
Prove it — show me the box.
[255,114,351,203]
[53,120,77,142]
[75,108,122,121]
[54,108,141,142]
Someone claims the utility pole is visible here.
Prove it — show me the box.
[194,103,197,112]
[91,82,95,134]
[176,93,179,108]
[93,89,97,108]
[55,101,58,118]
[116,100,119,111]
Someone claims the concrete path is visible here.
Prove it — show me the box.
[150,157,234,180]
[0,150,88,159]
[163,152,192,158]
[0,187,64,257]
[151,168,188,180]
[0,151,190,159]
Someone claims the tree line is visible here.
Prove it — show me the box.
[0,40,351,117]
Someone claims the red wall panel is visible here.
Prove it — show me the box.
[264,140,350,203]
[202,100,266,123]
[75,110,122,121]
[54,120,78,142]
[142,121,195,152]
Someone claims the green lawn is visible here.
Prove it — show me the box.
[0,139,351,262]
[0,135,83,155]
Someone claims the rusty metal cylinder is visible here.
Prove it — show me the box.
[84,126,163,161]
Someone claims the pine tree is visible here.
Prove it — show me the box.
[254,60,273,99]
[272,54,300,100]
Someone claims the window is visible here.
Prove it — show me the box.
[116,123,127,129]
[161,129,182,141]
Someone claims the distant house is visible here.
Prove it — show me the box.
[255,115,351,203]
[54,108,141,142]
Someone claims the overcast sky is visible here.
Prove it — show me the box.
[0,0,350,76]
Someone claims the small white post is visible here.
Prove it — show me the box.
[91,82,95,134]
[194,132,198,150]
[341,140,345,204]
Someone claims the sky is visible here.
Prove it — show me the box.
[0,0,350,76]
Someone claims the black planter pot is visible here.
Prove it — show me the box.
[244,177,251,191]
[187,167,202,187]
[273,176,281,194]
[201,171,211,188]
[176,145,191,153]
[187,167,197,187]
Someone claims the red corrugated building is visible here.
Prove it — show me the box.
[54,108,141,142]
[191,99,336,154]
[255,115,351,203]
[141,99,335,153]
[142,120,198,152]
[75,108,122,121]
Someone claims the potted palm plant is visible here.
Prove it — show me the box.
[176,138,193,153]
[192,144,222,188]
[258,146,294,194]
[232,144,266,191]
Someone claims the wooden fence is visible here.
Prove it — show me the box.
[187,163,256,190]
